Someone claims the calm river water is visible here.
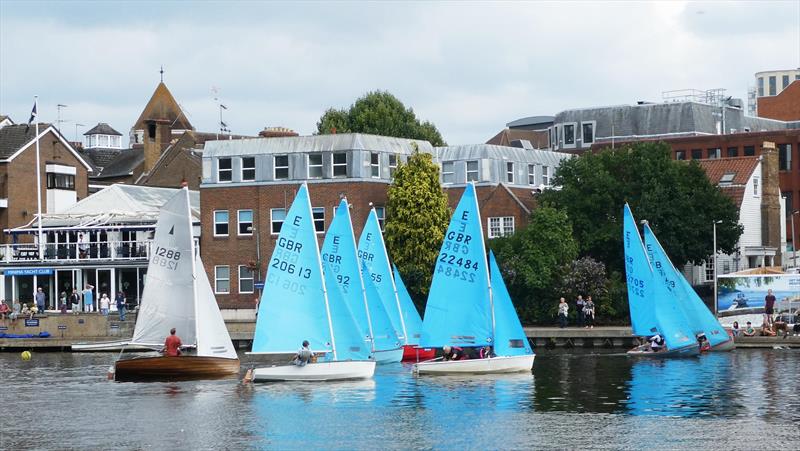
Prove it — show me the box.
[1,349,798,450]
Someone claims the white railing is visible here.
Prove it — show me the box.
[0,240,152,263]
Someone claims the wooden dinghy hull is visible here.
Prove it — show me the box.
[413,354,535,375]
[401,345,436,363]
[114,355,240,381]
[252,360,376,382]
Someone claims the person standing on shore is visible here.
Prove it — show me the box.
[34,287,46,314]
[583,295,595,329]
[69,289,80,314]
[115,291,127,321]
[558,297,569,328]
[576,295,585,327]
[83,284,95,313]
[99,293,110,316]
[764,289,776,325]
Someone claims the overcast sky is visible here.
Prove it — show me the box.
[1,1,798,145]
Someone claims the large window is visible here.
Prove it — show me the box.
[528,164,536,186]
[727,147,738,157]
[757,77,764,97]
[238,210,253,235]
[466,160,479,182]
[779,144,793,171]
[214,266,230,294]
[312,207,325,233]
[753,177,759,196]
[744,145,755,156]
[370,152,380,178]
[675,150,686,161]
[442,161,455,184]
[488,217,515,238]
[506,162,514,183]
[333,152,347,177]
[274,155,289,180]
[783,75,790,90]
[691,149,702,160]
[769,76,776,96]
[46,173,75,190]
[542,166,550,186]
[270,208,286,234]
[707,148,720,159]
[239,266,254,294]
[214,210,229,236]
[218,158,232,182]
[241,157,256,181]
[374,206,386,231]
[582,122,595,146]
[389,154,398,178]
[563,123,576,146]
[308,154,323,178]
[704,260,714,282]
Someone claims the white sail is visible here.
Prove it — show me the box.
[130,189,197,347]
[194,253,238,359]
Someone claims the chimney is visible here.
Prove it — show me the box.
[760,141,781,266]
[143,119,170,173]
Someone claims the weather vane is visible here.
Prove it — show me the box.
[160,65,164,83]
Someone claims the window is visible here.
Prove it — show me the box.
[312,207,325,233]
[744,145,755,156]
[707,148,720,159]
[783,75,790,90]
[757,77,764,97]
[691,149,702,160]
[374,206,386,231]
[556,125,562,148]
[238,210,253,235]
[488,217,515,238]
[581,122,595,146]
[239,266,254,294]
[563,123,576,146]
[779,144,793,171]
[333,152,347,177]
[722,260,731,274]
[218,158,232,182]
[241,157,256,181]
[549,127,555,148]
[466,160,479,182]
[46,173,75,190]
[370,152,380,178]
[270,208,286,234]
[727,147,738,157]
[442,161,455,184]
[308,154,323,179]
[98,135,109,147]
[675,150,685,160]
[214,266,230,294]
[528,164,536,185]
[214,210,229,236]
[389,154,398,178]
[506,162,514,183]
[769,76,776,96]
[110,135,121,148]
[719,172,735,187]
[542,166,550,186]
[753,177,759,196]
[704,260,714,282]
[274,155,289,180]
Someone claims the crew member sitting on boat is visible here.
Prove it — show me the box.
[479,345,494,359]
[293,340,313,366]
[162,328,183,357]
[648,334,665,352]
[696,333,711,352]
[442,345,465,361]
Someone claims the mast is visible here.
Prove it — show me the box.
[472,182,495,343]
[373,208,408,345]
[186,187,200,350]
[307,185,337,360]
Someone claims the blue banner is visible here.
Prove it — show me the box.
[4,268,54,276]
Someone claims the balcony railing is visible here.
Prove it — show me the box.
[0,240,152,264]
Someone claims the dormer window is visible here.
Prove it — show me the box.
[719,172,735,187]
[84,123,123,149]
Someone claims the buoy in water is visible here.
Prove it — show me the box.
[21,351,32,361]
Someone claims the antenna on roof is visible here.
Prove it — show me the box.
[56,104,69,131]
[160,65,164,83]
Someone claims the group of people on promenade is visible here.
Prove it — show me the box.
[557,295,596,328]
[0,285,129,321]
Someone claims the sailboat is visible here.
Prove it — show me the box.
[357,209,407,363]
[321,199,402,364]
[249,184,375,382]
[643,223,735,352]
[393,265,435,362]
[113,188,239,381]
[623,204,699,357]
[414,183,535,375]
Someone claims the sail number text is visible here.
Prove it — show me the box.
[151,246,180,271]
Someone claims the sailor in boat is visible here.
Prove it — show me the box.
[479,345,494,359]
[696,333,711,353]
[292,340,314,366]
[647,334,665,353]
[162,328,183,357]
[442,345,465,361]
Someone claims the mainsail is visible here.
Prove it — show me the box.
[361,261,402,351]
[623,204,658,337]
[392,265,423,345]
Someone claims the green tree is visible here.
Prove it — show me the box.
[539,142,743,273]
[490,207,578,323]
[384,146,450,307]
[316,91,446,146]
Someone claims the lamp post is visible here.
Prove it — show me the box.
[713,220,723,316]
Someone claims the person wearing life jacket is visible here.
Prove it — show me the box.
[442,345,464,361]
[479,345,494,359]
[648,334,665,352]
[697,333,711,352]
[293,340,313,366]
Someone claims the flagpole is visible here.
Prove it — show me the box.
[34,96,44,258]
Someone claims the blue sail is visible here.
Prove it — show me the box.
[321,200,371,361]
[392,265,423,345]
[421,183,493,348]
[361,261,402,351]
[489,251,533,356]
[623,204,658,337]
[253,184,334,356]
[643,224,729,348]
[358,209,407,343]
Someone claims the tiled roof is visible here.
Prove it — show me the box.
[0,123,51,159]
[695,156,759,186]
[486,128,550,149]
[82,147,123,168]
[94,149,145,179]
[84,122,122,136]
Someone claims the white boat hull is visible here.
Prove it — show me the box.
[71,340,152,352]
[252,360,376,382]
[413,354,535,375]
[373,347,403,364]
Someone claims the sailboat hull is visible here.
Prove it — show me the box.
[373,347,403,364]
[401,345,436,362]
[627,344,699,358]
[252,360,376,382]
[709,337,736,352]
[413,354,535,375]
[114,355,240,381]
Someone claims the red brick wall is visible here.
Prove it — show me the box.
[758,80,800,121]
[444,184,534,236]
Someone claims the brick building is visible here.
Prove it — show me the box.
[757,80,800,122]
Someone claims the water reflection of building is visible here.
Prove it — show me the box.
[0,184,199,307]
